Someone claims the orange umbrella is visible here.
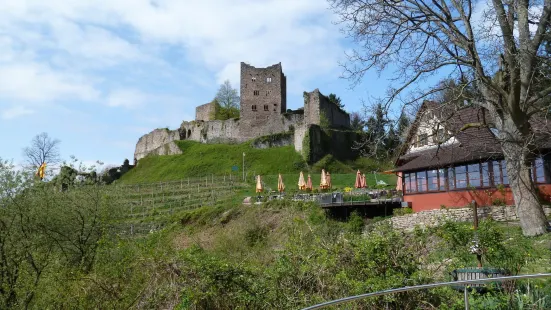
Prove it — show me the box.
[320,169,329,189]
[306,174,313,190]
[298,171,306,190]
[355,170,362,188]
[326,172,332,189]
[255,175,263,193]
[277,173,285,193]
[361,174,367,188]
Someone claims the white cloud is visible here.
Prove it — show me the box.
[1,106,34,119]
[106,89,148,108]
[0,0,343,96]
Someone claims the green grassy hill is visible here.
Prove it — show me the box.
[120,141,396,187]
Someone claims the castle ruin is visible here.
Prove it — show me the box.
[134,62,353,162]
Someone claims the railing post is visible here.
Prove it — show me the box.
[464,286,469,310]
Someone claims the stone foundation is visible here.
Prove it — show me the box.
[385,205,551,231]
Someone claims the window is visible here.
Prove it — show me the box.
[254,90,259,96]
[266,90,272,96]
[492,160,502,185]
[534,157,547,183]
[264,105,269,111]
[501,160,509,184]
[467,163,481,187]
[455,165,467,189]
[427,170,438,191]
[481,162,490,187]
[417,134,428,147]
[448,167,455,190]
[438,169,447,191]
[252,77,256,82]
[404,174,410,193]
[416,171,427,192]
[405,173,416,193]
[266,77,272,83]
[252,105,257,111]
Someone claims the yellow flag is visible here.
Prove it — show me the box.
[37,162,46,179]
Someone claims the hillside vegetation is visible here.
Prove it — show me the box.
[120,141,396,186]
[1,159,550,309]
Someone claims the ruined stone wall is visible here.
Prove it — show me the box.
[195,102,215,121]
[180,119,241,144]
[303,89,350,129]
[382,205,551,232]
[134,128,181,161]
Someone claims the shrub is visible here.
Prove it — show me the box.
[393,207,413,216]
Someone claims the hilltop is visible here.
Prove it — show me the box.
[119,140,396,187]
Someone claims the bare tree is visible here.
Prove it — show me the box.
[330,0,551,236]
[22,133,61,169]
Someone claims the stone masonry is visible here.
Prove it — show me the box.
[195,102,215,122]
[134,62,353,162]
[382,205,551,232]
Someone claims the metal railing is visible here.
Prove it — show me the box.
[302,273,551,310]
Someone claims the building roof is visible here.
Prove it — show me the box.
[394,101,521,172]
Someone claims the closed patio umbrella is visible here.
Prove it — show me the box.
[277,173,285,193]
[255,175,263,193]
[298,171,306,190]
[361,174,367,188]
[355,170,362,188]
[320,169,329,189]
[306,174,313,190]
[326,172,332,189]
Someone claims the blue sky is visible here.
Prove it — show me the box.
[0,0,429,170]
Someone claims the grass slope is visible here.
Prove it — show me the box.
[121,141,306,183]
[120,141,396,188]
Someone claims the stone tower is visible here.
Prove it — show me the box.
[240,62,287,127]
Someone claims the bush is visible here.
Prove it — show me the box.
[393,207,413,216]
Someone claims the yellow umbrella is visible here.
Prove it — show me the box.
[326,172,332,189]
[277,173,285,193]
[255,175,263,193]
[298,171,306,190]
[320,169,328,189]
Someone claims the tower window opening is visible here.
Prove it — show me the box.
[267,77,272,83]
[254,90,259,96]
[252,105,257,111]
[264,105,269,111]
[252,77,256,82]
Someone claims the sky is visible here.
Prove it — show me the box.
[0,0,463,170]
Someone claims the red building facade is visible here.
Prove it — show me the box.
[393,101,551,212]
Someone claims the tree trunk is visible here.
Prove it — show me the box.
[500,120,549,236]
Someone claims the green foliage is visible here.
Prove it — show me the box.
[212,99,239,120]
[311,154,354,173]
[436,219,538,274]
[327,93,344,109]
[393,207,413,216]
[346,211,364,234]
[302,129,311,163]
[121,140,306,183]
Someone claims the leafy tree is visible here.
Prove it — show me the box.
[215,80,240,120]
[328,93,345,109]
[329,0,551,236]
[22,132,60,169]
[212,98,239,120]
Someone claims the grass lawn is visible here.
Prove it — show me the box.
[120,140,396,188]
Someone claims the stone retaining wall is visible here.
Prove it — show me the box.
[387,205,551,231]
